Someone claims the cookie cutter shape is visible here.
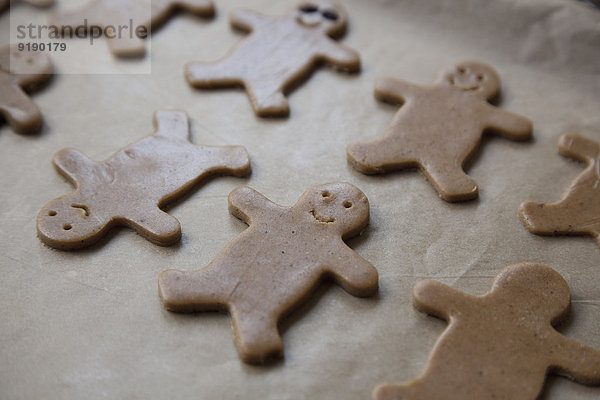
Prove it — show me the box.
[159,183,378,364]
[185,1,361,117]
[0,46,53,134]
[37,110,251,250]
[347,61,533,202]
[520,133,600,246]
[50,0,214,57]
[373,263,600,400]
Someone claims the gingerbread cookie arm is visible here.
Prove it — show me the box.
[558,133,600,164]
[549,332,600,385]
[483,105,533,141]
[0,88,43,134]
[229,8,269,32]
[317,38,360,72]
[228,186,279,225]
[107,35,146,58]
[52,148,98,186]
[126,205,182,246]
[412,280,469,320]
[374,77,421,104]
[323,240,378,297]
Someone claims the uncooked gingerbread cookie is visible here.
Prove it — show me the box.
[1,0,54,13]
[347,61,533,202]
[51,0,214,57]
[519,133,600,246]
[0,46,53,134]
[373,262,600,400]
[158,183,378,364]
[185,1,361,117]
[37,110,250,250]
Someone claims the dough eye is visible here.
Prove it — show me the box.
[476,74,484,81]
[300,4,318,13]
[321,191,331,198]
[343,201,353,209]
[322,9,339,21]
[457,67,466,74]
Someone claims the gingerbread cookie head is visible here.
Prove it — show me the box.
[490,263,571,323]
[294,1,348,37]
[436,61,500,100]
[38,197,109,249]
[296,182,369,239]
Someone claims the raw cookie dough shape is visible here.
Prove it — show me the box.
[185,1,361,117]
[50,0,214,57]
[347,61,533,202]
[37,110,251,250]
[519,133,600,246]
[1,0,54,13]
[374,262,600,400]
[0,46,53,134]
[158,183,378,364]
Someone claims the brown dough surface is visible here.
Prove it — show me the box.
[0,46,52,134]
[51,0,214,57]
[36,110,250,250]
[185,1,361,117]
[374,262,600,400]
[347,61,533,202]
[158,182,378,364]
[519,133,600,246]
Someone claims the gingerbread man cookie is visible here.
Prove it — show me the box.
[0,46,53,134]
[520,133,600,246]
[37,110,250,250]
[347,61,533,202]
[373,262,600,400]
[51,0,214,57]
[185,1,361,117]
[158,183,378,364]
[1,0,54,13]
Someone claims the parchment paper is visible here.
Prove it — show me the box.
[1,0,599,399]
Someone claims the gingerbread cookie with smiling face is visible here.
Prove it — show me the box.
[347,61,533,202]
[51,0,214,57]
[374,263,600,400]
[0,46,53,134]
[185,1,361,117]
[158,183,378,364]
[519,133,600,246]
[37,110,250,250]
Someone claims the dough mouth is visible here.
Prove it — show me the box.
[449,77,479,91]
[310,209,335,224]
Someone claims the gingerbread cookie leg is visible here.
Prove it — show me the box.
[230,307,283,363]
[421,158,478,202]
[0,88,43,134]
[244,81,289,117]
